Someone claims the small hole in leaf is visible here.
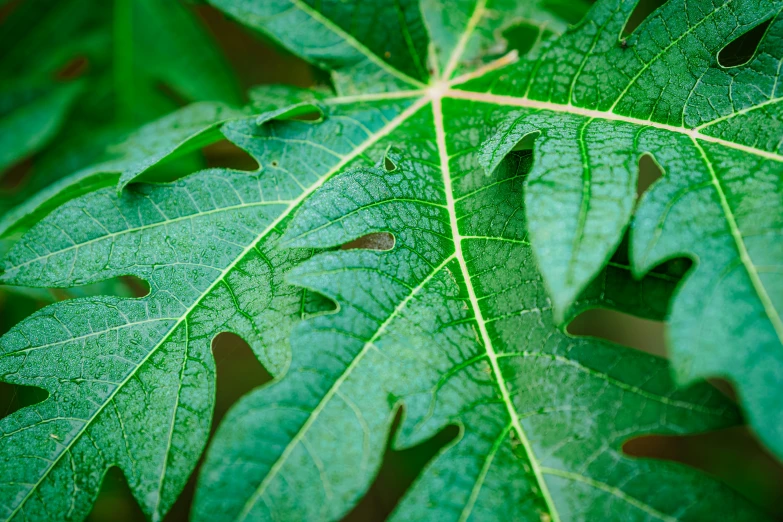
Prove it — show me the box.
[342,407,459,521]
[380,148,404,172]
[202,139,259,171]
[637,152,663,200]
[500,21,544,58]
[49,275,150,300]
[384,156,396,171]
[270,160,279,167]
[622,0,668,37]
[718,20,771,68]
[266,104,323,124]
[300,288,338,319]
[128,148,211,185]
[0,382,48,420]
[122,276,151,298]
[341,232,395,252]
[568,309,667,357]
[623,427,783,517]
[86,467,145,522]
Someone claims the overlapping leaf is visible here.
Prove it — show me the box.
[0,86,323,243]
[0,102,246,242]
[466,0,783,458]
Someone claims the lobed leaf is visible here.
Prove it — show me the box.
[196,129,761,521]
[0,92,424,520]
[467,0,783,457]
[1,0,781,520]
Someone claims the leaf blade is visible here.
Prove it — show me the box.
[195,105,762,521]
[0,95,423,521]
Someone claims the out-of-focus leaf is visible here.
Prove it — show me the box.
[0,81,84,172]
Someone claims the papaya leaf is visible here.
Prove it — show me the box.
[0,93,424,520]
[0,0,779,520]
[195,141,760,522]
[469,0,783,458]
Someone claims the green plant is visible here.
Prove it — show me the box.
[0,1,781,521]
[0,0,240,240]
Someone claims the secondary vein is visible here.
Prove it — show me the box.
[446,89,783,163]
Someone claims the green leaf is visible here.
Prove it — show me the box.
[129,0,243,106]
[0,0,779,520]
[0,81,85,172]
[111,101,247,190]
[0,91,425,521]
[467,0,783,458]
[195,147,759,521]
[578,243,683,323]
[420,0,590,78]
[0,101,243,241]
[208,0,431,94]
[0,0,241,110]
[0,85,324,242]
[0,0,241,195]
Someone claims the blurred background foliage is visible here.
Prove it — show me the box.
[0,0,782,520]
